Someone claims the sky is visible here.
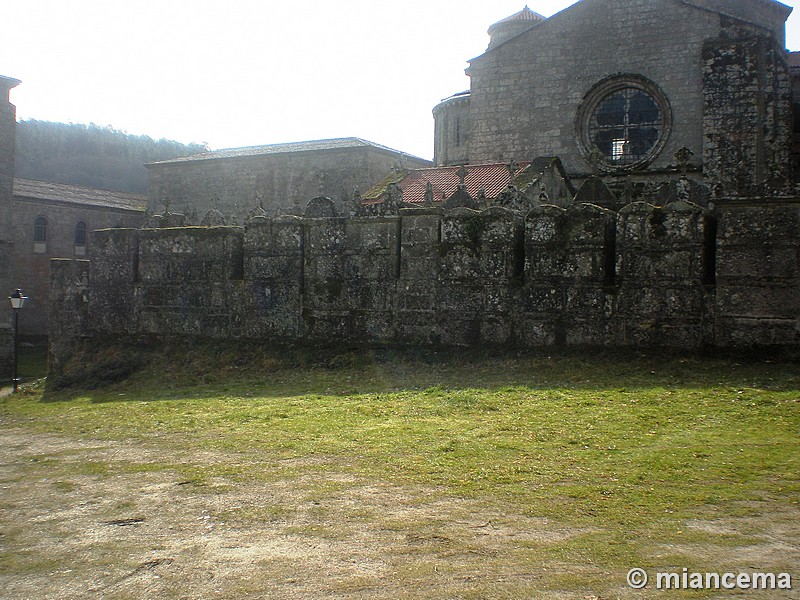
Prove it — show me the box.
[2,0,800,161]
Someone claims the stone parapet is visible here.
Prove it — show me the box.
[49,199,800,373]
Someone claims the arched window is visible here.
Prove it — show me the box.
[74,221,87,246]
[34,216,47,243]
[74,221,87,255]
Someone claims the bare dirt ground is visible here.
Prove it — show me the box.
[1,427,798,599]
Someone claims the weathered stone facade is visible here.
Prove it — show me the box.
[703,32,793,196]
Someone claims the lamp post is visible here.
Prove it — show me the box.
[8,288,27,393]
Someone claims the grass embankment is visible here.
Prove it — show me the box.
[1,341,798,598]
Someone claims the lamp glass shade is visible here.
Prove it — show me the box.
[9,290,27,310]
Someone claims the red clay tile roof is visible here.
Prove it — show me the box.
[788,51,800,68]
[372,162,531,205]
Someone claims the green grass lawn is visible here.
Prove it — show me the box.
[1,341,798,598]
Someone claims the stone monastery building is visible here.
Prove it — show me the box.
[366,0,797,212]
[432,0,793,195]
[3,0,800,377]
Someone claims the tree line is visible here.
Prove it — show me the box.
[15,120,207,194]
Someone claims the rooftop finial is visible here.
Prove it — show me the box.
[456,164,468,187]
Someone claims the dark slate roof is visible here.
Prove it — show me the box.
[147,137,428,166]
[440,91,470,103]
[13,178,147,212]
[0,75,21,90]
[433,91,471,114]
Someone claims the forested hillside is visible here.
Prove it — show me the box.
[15,120,207,194]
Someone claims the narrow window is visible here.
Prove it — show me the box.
[34,216,47,242]
[74,221,87,256]
[455,116,462,147]
[74,221,87,246]
[33,216,47,253]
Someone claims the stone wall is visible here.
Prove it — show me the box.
[715,204,800,346]
[49,197,800,374]
[48,258,89,378]
[10,197,144,336]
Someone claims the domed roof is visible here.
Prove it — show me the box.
[487,5,546,34]
[486,6,546,49]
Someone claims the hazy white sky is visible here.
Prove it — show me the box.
[2,0,799,160]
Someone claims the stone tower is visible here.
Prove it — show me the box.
[433,91,470,166]
[432,6,547,166]
[0,75,20,376]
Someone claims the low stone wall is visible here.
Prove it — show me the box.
[49,199,800,375]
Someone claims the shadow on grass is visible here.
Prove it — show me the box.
[1,340,48,390]
[41,336,800,405]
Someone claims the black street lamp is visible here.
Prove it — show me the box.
[8,288,27,393]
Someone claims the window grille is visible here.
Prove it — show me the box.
[589,87,661,164]
[577,75,671,173]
